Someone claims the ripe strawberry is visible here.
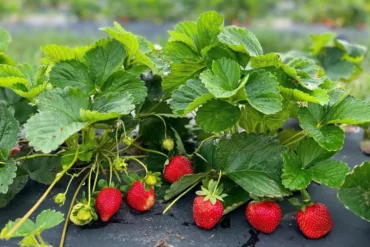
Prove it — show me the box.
[246,201,282,233]
[193,178,226,230]
[296,202,333,239]
[95,188,122,222]
[10,145,20,157]
[163,155,193,183]
[193,196,224,230]
[126,180,155,212]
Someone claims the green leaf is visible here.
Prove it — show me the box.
[170,79,214,116]
[221,177,250,215]
[0,28,11,52]
[239,104,290,133]
[311,160,349,188]
[196,11,224,50]
[41,44,90,64]
[49,59,93,94]
[282,151,312,190]
[168,31,197,52]
[298,104,344,151]
[277,129,303,149]
[318,47,355,81]
[35,209,64,231]
[218,133,290,197]
[283,58,325,90]
[162,62,206,93]
[326,96,370,125]
[163,42,200,63]
[164,172,211,201]
[175,21,199,49]
[0,52,16,66]
[335,39,367,58]
[81,92,134,123]
[195,99,240,132]
[310,33,336,55]
[24,88,89,153]
[200,58,243,98]
[279,86,329,105]
[0,159,17,194]
[218,26,263,57]
[0,175,28,208]
[19,235,39,247]
[245,70,282,114]
[21,157,61,185]
[102,70,147,104]
[338,162,370,222]
[0,101,19,160]
[102,23,139,57]
[1,218,36,239]
[84,39,126,85]
[250,53,282,68]
[296,138,337,168]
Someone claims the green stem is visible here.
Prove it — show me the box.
[284,134,307,147]
[212,171,223,195]
[281,130,305,145]
[113,168,122,183]
[88,166,94,205]
[36,234,47,247]
[59,173,89,247]
[192,135,218,155]
[15,153,56,161]
[128,157,148,174]
[3,148,80,240]
[92,159,100,193]
[131,143,167,158]
[163,182,199,214]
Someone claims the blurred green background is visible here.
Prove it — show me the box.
[0,0,369,101]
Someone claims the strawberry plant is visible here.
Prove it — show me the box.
[0,24,190,246]
[159,10,370,236]
[0,10,370,246]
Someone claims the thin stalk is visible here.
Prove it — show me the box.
[163,182,199,214]
[128,157,148,174]
[92,159,100,193]
[284,134,307,147]
[87,167,94,205]
[281,130,305,145]
[3,148,80,239]
[15,153,56,161]
[131,143,167,158]
[212,171,223,195]
[192,135,218,155]
[113,168,122,183]
[36,234,47,246]
[59,173,89,247]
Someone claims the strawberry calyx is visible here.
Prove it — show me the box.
[196,178,227,205]
[289,189,315,211]
[113,158,128,172]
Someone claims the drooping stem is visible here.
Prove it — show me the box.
[59,172,89,247]
[163,182,199,214]
[128,157,148,174]
[281,130,305,145]
[131,143,167,158]
[192,135,218,156]
[3,148,80,239]
[92,158,100,193]
[36,234,47,246]
[113,168,122,183]
[212,171,223,196]
[15,153,56,161]
[88,167,94,205]
[284,133,307,147]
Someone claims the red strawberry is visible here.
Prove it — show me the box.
[246,201,282,233]
[296,202,333,239]
[164,155,193,183]
[10,145,20,157]
[95,188,122,222]
[126,180,155,212]
[193,196,224,230]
